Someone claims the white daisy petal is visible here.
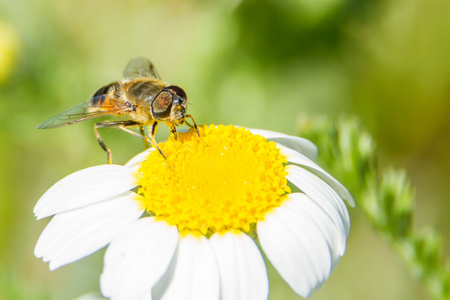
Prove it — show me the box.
[257,196,333,298]
[138,291,152,300]
[248,128,318,160]
[209,231,268,300]
[100,218,178,300]
[278,144,355,207]
[286,164,351,238]
[152,234,220,300]
[34,165,138,220]
[125,149,153,172]
[283,193,347,265]
[34,192,144,270]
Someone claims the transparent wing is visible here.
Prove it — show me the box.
[123,57,161,79]
[37,96,132,129]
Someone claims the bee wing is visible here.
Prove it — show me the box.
[123,57,161,79]
[37,96,132,129]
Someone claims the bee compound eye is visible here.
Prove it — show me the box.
[152,91,173,119]
[167,85,187,100]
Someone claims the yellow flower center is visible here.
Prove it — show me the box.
[137,125,290,236]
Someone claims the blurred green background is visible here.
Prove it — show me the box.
[1,0,449,299]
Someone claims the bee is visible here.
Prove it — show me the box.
[37,57,199,163]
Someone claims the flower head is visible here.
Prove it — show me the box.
[138,125,290,235]
[34,125,354,300]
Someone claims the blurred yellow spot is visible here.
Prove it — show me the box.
[137,125,290,236]
[0,22,20,84]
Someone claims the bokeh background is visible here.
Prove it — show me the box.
[1,0,449,299]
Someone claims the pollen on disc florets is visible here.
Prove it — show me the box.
[136,125,290,236]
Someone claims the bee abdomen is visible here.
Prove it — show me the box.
[92,82,121,106]
[93,83,112,98]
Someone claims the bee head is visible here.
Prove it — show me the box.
[151,85,187,124]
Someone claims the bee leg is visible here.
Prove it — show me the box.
[95,120,166,160]
[170,125,178,140]
[147,121,166,159]
[140,125,149,149]
[94,123,113,164]
[186,114,200,138]
[117,121,166,159]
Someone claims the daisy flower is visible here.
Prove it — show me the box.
[34,124,354,300]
